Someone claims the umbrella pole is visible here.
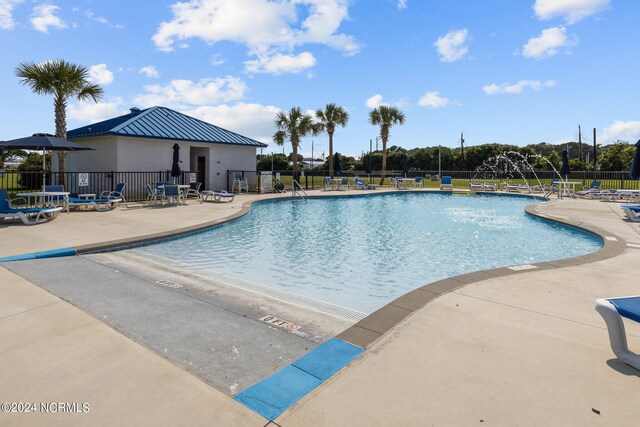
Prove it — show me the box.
[42,148,46,192]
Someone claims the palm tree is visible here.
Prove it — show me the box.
[369,105,406,185]
[16,59,103,182]
[315,103,349,178]
[273,107,319,183]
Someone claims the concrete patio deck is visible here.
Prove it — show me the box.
[1,190,639,426]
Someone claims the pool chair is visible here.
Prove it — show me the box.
[323,177,335,190]
[232,172,249,193]
[354,176,376,190]
[595,296,640,370]
[440,176,453,190]
[413,176,424,187]
[620,206,640,222]
[145,184,164,204]
[576,181,602,198]
[338,177,349,190]
[0,189,62,225]
[184,182,202,199]
[389,177,397,188]
[469,182,485,191]
[100,182,127,205]
[200,190,235,203]
[67,196,122,211]
[163,184,185,205]
[483,183,498,191]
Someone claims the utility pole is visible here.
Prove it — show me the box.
[578,125,582,162]
[593,128,597,170]
[460,132,465,162]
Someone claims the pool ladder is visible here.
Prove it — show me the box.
[292,180,307,201]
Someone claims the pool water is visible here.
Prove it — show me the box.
[125,193,602,315]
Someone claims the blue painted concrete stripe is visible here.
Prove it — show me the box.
[0,247,77,262]
[235,338,363,420]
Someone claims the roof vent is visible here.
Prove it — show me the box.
[130,107,141,115]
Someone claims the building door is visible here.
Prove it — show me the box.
[197,156,206,187]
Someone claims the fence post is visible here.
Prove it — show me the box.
[621,171,625,189]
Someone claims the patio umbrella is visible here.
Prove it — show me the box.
[171,143,182,183]
[629,139,640,180]
[402,155,409,178]
[0,133,93,191]
[365,153,372,174]
[560,149,570,179]
[333,152,342,176]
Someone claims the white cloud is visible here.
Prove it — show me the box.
[366,94,384,109]
[483,79,556,95]
[599,121,640,144]
[534,0,610,24]
[68,97,126,123]
[0,0,23,30]
[30,4,67,33]
[152,0,360,74]
[397,0,407,10]
[139,65,160,78]
[84,10,123,28]
[418,91,450,108]
[184,103,281,142]
[245,51,316,74]
[434,28,469,62]
[522,26,577,59]
[133,76,247,109]
[211,54,226,66]
[88,64,114,85]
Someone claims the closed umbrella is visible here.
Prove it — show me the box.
[171,143,182,183]
[333,152,342,176]
[402,155,409,178]
[365,153,372,174]
[629,139,640,180]
[560,149,570,179]
[0,133,93,191]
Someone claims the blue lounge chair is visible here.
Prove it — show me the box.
[620,206,640,222]
[0,189,62,225]
[163,184,185,205]
[324,177,336,190]
[595,296,640,370]
[354,177,376,190]
[100,182,126,204]
[413,176,424,187]
[469,182,485,191]
[68,196,122,211]
[440,176,452,190]
[576,181,602,198]
[338,177,349,190]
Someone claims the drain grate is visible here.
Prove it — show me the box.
[156,280,184,289]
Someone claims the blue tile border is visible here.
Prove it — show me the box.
[235,338,363,420]
[0,247,77,262]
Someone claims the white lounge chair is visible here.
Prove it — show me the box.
[595,296,640,370]
[0,189,62,225]
[68,196,122,211]
[201,190,235,203]
[621,206,640,222]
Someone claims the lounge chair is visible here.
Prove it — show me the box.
[388,177,397,188]
[67,196,122,211]
[323,177,335,190]
[232,173,249,193]
[595,296,640,370]
[338,177,349,190]
[440,176,453,190]
[576,181,602,198]
[413,176,424,187]
[146,184,163,204]
[621,206,640,222]
[354,177,376,190]
[483,183,498,191]
[100,182,126,204]
[469,182,485,191]
[201,190,235,203]
[0,189,62,225]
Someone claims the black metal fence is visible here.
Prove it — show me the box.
[0,170,194,202]
[257,169,640,191]
[2,169,638,200]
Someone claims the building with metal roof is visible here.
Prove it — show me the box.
[61,106,267,191]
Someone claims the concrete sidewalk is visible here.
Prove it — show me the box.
[2,192,640,426]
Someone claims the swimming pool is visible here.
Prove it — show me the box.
[125,193,602,316]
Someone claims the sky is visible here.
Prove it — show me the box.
[1,0,639,158]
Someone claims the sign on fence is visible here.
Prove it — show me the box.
[189,173,197,183]
[261,171,272,193]
[78,173,89,187]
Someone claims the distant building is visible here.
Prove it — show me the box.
[61,106,267,190]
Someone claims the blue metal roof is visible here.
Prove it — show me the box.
[68,106,267,147]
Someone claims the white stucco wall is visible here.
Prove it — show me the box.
[61,135,261,191]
